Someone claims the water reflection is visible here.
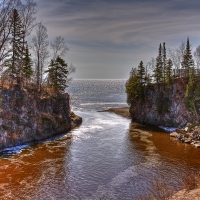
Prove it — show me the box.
[0,111,200,199]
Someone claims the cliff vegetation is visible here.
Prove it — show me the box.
[0,0,82,149]
[126,38,200,127]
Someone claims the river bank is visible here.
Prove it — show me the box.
[101,107,200,200]
[169,188,200,200]
[98,107,130,118]
[103,107,200,149]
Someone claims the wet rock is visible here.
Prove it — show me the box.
[194,142,200,148]
[170,132,179,137]
[184,139,192,144]
[186,123,193,128]
[185,126,191,133]
[193,131,199,137]
[176,129,186,134]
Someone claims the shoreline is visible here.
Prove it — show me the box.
[98,107,131,119]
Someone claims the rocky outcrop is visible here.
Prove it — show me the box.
[0,88,82,150]
[170,123,200,147]
[130,78,196,127]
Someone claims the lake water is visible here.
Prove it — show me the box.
[67,79,128,111]
[0,79,200,200]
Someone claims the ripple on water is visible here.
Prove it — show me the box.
[0,111,200,199]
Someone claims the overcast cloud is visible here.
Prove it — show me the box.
[35,0,200,79]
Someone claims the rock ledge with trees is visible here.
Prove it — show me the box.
[0,0,82,150]
[0,87,82,150]
[126,39,200,133]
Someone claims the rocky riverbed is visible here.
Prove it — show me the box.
[170,123,200,147]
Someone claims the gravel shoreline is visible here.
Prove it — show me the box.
[98,107,131,119]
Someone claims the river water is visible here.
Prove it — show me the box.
[0,79,200,200]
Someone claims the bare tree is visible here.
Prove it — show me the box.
[66,63,76,83]
[51,36,69,60]
[0,0,22,64]
[146,57,156,76]
[31,23,49,90]
[168,41,185,70]
[194,45,200,69]
[20,0,37,37]
[0,0,37,87]
[19,0,37,63]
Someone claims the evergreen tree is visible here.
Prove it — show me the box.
[185,67,196,110]
[137,61,145,85]
[165,59,173,84]
[162,42,167,83]
[153,55,163,83]
[153,44,163,83]
[46,56,69,94]
[10,9,25,84]
[125,75,139,105]
[22,44,33,84]
[181,38,194,78]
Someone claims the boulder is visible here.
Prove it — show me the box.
[186,123,193,128]
[185,126,192,133]
[194,142,200,148]
[184,139,192,144]
[170,132,179,137]
[176,129,186,134]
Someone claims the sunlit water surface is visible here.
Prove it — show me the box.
[0,80,200,200]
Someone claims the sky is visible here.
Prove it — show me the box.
[34,0,200,79]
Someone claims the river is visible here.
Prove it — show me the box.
[0,80,200,199]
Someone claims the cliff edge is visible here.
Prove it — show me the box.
[130,78,196,127]
[0,87,82,150]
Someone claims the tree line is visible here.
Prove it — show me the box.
[126,38,200,111]
[0,0,74,95]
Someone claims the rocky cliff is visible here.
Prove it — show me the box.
[130,78,196,127]
[0,87,82,150]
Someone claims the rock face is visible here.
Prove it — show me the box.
[130,78,196,127]
[0,88,82,150]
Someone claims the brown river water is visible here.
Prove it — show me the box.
[0,111,200,200]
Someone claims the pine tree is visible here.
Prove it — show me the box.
[153,44,163,83]
[165,59,173,84]
[10,9,25,84]
[137,61,145,85]
[153,56,163,83]
[185,67,196,110]
[46,56,69,94]
[22,44,33,84]
[125,75,139,105]
[181,38,194,78]
[162,42,167,83]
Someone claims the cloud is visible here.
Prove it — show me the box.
[34,0,200,78]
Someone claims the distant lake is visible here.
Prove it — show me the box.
[67,79,128,111]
